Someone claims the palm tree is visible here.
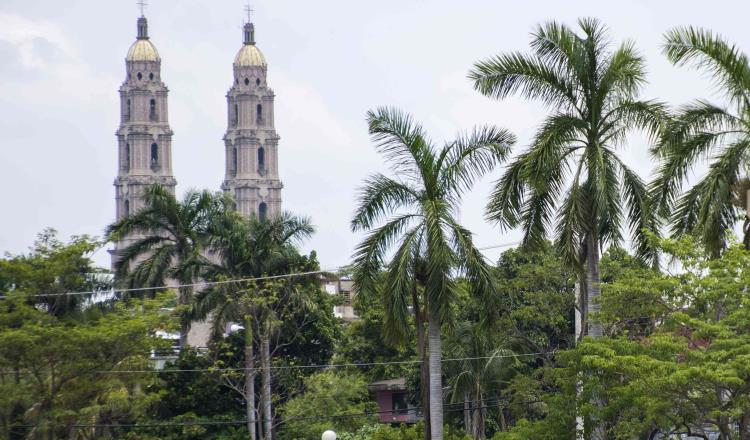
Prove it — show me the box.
[193,211,314,440]
[652,27,750,256]
[105,185,220,348]
[444,321,517,439]
[351,107,515,440]
[469,18,665,338]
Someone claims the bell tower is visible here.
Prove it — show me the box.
[112,14,177,267]
[221,17,283,219]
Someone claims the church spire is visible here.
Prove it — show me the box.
[243,3,255,45]
[137,16,149,39]
[243,22,255,45]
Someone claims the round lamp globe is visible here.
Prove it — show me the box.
[322,430,337,440]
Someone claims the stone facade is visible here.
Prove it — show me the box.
[221,22,283,219]
[111,16,176,269]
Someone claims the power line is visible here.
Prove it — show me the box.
[0,241,526,299]
[0,268,338,299]
[0,351,551,376]
[17,397,544,430]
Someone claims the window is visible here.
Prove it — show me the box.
[233,103,239,127]
[258,202,267,221]
[256,104,263,123]
[244,78,250,86]
[124,199,130,217]
[232,147,238,174]
[124,143,130,171]
[125,99,131,121]
[257,146,265,172]
[137,72,142,80]
[150,143,159,168]
[392,393,408,416]
[149,99,157,120]
[149,72,154,80]
[256,78,260,86]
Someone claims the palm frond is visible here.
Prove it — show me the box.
[664,26,750,105]
[351,174,420,231]
[439,125,516,200]
[469,51,578,111]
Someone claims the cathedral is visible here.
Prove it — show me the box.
[111,13,283,267]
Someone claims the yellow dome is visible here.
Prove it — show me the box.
[127,39,160,62]
[234,44,266,67]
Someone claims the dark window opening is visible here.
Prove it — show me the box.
[256,104,263,123]
[256,78,260,86]
[149,99,157,120]
[149,72,154,80]
[392,393,408,416]
[150,143,159,169]
[124,199,130,217]
[137,72,142,80]
[232,147,238,175]
[125,99,131,121]
[244,78,250,86]
[259,202,268,221]
[257,146,265,173]
[235,78,239,85]
[233,103,239,127]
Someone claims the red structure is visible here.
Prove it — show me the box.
[367,378,421,424]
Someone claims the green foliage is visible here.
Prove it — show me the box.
[277,371,377,440]
[0,228,109,316]
[0,293,169,439]
[341,423,470,440]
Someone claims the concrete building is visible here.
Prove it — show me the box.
[323,276,359,321]
[221,21,283,219]
[111,15,176,269]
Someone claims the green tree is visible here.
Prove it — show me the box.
[193,211,315,440]
[652,27,750,255]
[277,371,377,440]
[106,185,224,348]
[0,294,167,440]
[444,321,518,439]
[351,107,515,440]
[470,18,666,338]
[0,228,110,317]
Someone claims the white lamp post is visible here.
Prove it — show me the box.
[322,430,337,440]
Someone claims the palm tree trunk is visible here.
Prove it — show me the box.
[463,393,471,435]
[178,285,191,348]
[412,287,430,440]
[428,316,443,440]
[260,329,273,439]
[585,232,602,338]
[244,316,256,440]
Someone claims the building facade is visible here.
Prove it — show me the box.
[221,21,283,219]
[111,15,176,268]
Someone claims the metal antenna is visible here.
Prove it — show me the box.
[137,0,148,17]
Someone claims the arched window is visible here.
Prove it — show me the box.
[233,103,239,127]
[258,202,267,221]
[149,99,157,120]
[124,143,130,171]
[257,146,265,172]
[244,78,250,86]
[150,143,159,168]
[232,147,238,175]
[137,72,142,80]
[125,99,131,121]
[256,104,263,123]
[256,78,260,86]
[124,199,130,217]
[149,72,154,80]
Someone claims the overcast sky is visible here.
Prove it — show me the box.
[1,0,748,269]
